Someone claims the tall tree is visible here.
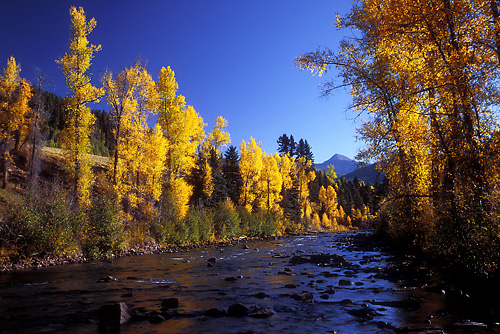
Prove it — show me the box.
[258,152,282,212]
[102,62,157,208]
[0,57,32,188]
[157,66,205,219]
[277,134,291,155]
[59,7,104,206]
[222,145,242,205]
[296,0,500,273]
[239,137,263,210]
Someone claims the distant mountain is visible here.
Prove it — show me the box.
[314,154,357,176]
[342,163,384,185]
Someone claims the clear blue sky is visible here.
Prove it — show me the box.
[0,0,362,163]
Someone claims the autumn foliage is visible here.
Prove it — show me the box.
[297,0,500,276]
[0,6,375,266]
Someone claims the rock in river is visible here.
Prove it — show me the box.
[99,302,131,328]
[161,298,179,308]
[248,306,274,318]
[227,303,250,317]
[347,308,382,320]
[290,291,314,303]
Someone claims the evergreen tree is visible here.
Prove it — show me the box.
[289,135,296,157]
[277,134,291,155]
[222,145,242,205]
[209,146,228,206]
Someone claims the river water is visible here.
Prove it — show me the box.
[0,232,498,333]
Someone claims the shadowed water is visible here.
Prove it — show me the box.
[0,232,498,333]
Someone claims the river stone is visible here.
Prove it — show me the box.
[290,291,314,303]
[339,279,354,286]
[148,314,166,323]
[252,292,268,299]
[207,257,217,263]
[161,298,179,308]
[248,307,274,318]
[284,284,297,289]
[324,288,336,294]
[204,308,226,317]
[227,303,250,317]
[99,302,131,327]
[347,308,382,320]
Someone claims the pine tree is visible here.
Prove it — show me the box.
[277,134,291,155]
[223,145,242,205]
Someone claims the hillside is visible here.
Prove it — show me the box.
[342,163,383,185]
[314,154,357,176]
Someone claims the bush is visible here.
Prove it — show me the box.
[212,201,240,240]
[260,211,279,237]
[237,206,261,237]
[10,183,78,257]
[84,194,125,258]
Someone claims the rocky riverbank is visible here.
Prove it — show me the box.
[0,234,293,273]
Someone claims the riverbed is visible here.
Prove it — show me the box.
[0,232,498,333]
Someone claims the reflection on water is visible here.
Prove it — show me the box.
[0,232,498,333]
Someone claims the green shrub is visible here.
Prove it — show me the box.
[212,202,240,240]
[237,206,261,237]
[10,183,77,257]
[84,194,125,258]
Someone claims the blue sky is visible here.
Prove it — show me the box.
[0,0,361,163]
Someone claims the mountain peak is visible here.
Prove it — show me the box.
[331,154,351,161]
[314,153,357,176]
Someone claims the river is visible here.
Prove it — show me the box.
[0,232,497,333]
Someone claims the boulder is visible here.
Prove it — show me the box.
[290,292,314,303]
[161,298,179,308]
[227,303,250,317]
[148,314,166,323]
[248,307,274,318]
[204,308,226,317]
[99,302,131,328]
[252,292,268,299]
[339,279,354,286]
[347,308,382,320]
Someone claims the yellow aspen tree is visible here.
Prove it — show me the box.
[279,153,294,191]
[258,152,283,212]
[140,124,168,203]
[59,7,104,206]
[0,57,32,188]
[102,62,157,187]
[157,66,205,219]
[239,138,263,210]
[319,185,340,229]
[295,156,316,219]
[207,116,230,155]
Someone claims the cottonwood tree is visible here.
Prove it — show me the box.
[239,137,262,210]
[59,7,104,206]
[157,66,205,219]
[296,0,500,273]
[0,56,32,189]
[102,62,159,211]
